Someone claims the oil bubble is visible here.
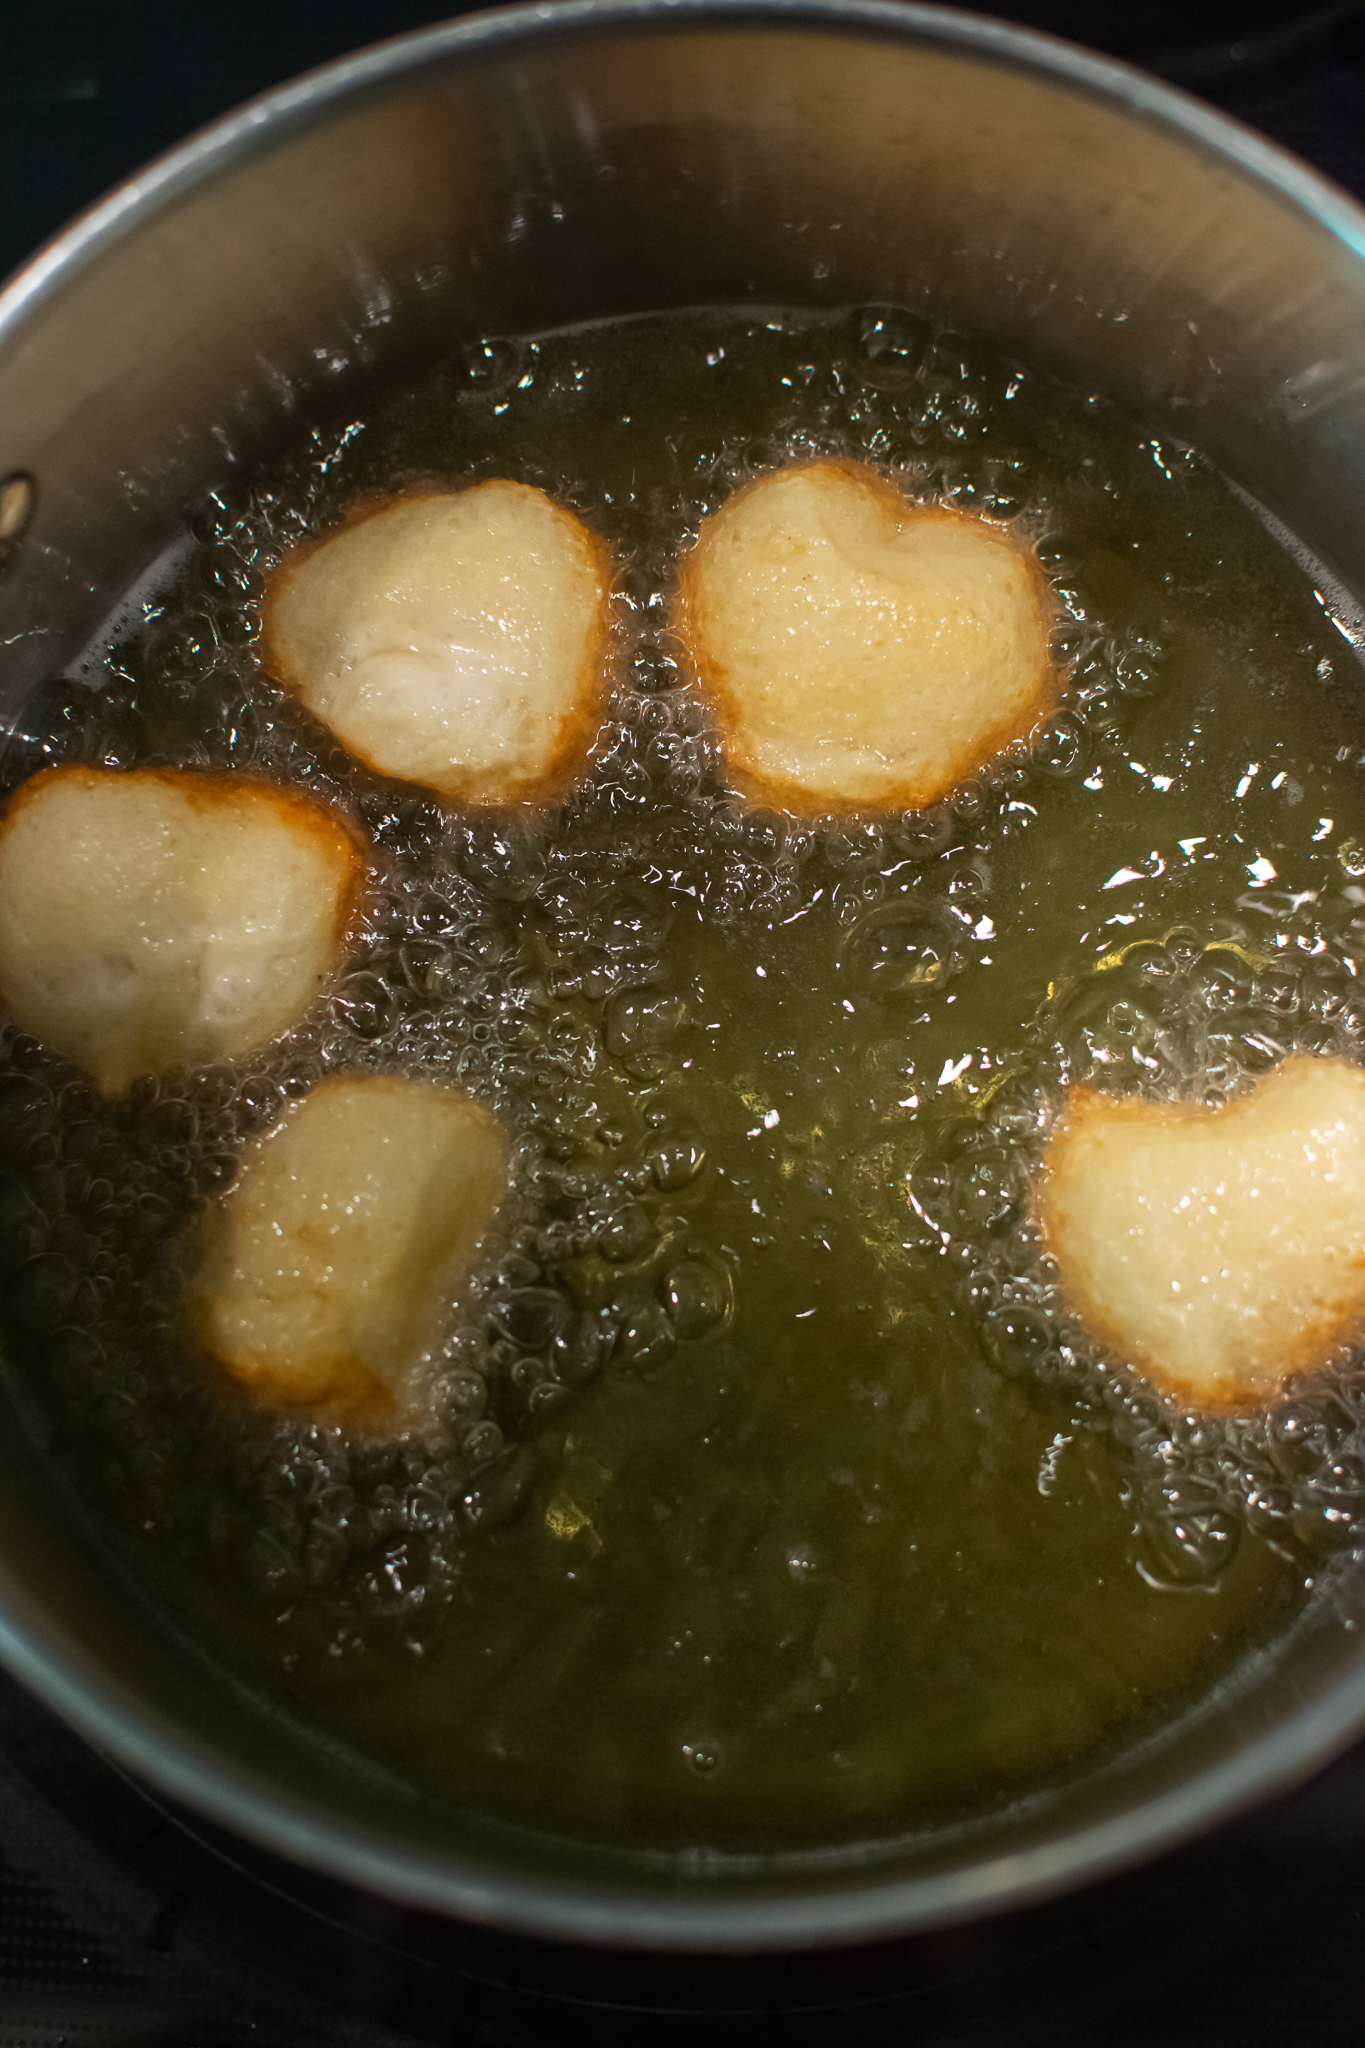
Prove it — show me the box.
[648,1129,707,1191]
[552,1310,618,1386]
[659,1257,733,1339]
[852,305,931,388]
[601,890,673,952]
[461,821,547,902]
[461,1420,505,1470]
[1135,1506,1239,1592]
[459,336,524,394]
[614,1302,678,1374]
[597,1204,655,1263]
[243,1529,304,1604]
[459,1446,532,1533]
[605,987,687,1073]
[824,823,886,871]
[1310,1451,1365,1507]
[979,1306,1055,1377]
[831,874,885,927]
[949,1151,1021,1236]
[489,1289,569,1352]
[1031,714,1086,777]
[331,972,394,1039]
[9,1253,76,1332]
[848,908,953,997]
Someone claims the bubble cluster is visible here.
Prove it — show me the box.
[902,924,1365,1593]
[0,298,1359,1716]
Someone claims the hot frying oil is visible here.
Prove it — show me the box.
[4,307,1365,1851]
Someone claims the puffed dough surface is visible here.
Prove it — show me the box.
[1036,1055,1365,1412]
[264,484,612,803]
[194,1075,510,1422]
[676,460,1053,812]
[0,767,361,1097]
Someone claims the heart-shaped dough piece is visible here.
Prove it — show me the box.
[0,766,362,1097]
[675,460,1054,812]
[263,483,612,804]
[1035,1055,1365,1412]
[193,1074,510,1424]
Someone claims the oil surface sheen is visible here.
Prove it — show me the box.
[4,308,1365,1852]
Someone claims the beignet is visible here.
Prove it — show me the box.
[193,1074,510,1423]
[0,767,361,1096]
[263,484,612,803]
[1035,1055,1365,1412]
[675,459,1054,813]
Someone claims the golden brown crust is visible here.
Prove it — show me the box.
[186,1073,510,1438]
[1034,1089,1197,1408]
[188,1298,406,1436]
[1032,1083,1365,1415]
[261,487,617,809]
[672,457,1062,818]
[0,763,369,1033]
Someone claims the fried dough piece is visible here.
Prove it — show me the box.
[1035,1056,1365,1412]
[193,1075,510,1424]
[263,484,612,803]
[0,767,362,1097]
[676,460,1054,812]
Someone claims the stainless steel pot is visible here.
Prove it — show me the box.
[2,0,1365,1957]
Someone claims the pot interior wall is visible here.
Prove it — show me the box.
[5,11,1365,702]
[1,1,1364,1944]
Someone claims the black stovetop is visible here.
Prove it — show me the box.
[4,1633,1365,2048]
[3,4,1365,2044]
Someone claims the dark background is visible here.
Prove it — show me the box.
[2,1,1365,284]
[3,3,1365,2045]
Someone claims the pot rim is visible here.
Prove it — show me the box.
[4,0,1365,321]
[3,0,1365,1955]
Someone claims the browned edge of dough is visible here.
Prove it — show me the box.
[1030,1076,1365,1417]
[185,1072,511,1441]
[671,456,1064,819]
[191,1309,410,1436]
[260,484,619,810]
[0,764,370,1082]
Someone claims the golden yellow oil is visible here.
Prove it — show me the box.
[3,307,1364,1852]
